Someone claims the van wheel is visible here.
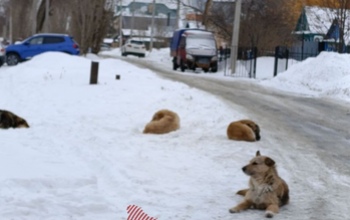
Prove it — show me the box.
[180,60,185,72]
[173,61,178,70]
[6,53,20,66]
[173,57,178,70]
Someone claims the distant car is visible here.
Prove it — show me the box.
[0,43,5,67]
[5,33,80,66]
[121,39,146,57]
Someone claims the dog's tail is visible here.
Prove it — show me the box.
[236,189,249,196]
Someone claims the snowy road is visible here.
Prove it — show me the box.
[122,57,350,219]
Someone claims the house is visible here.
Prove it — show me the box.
[113,1,178,47]
[294,6,350,45]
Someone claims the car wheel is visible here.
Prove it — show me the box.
[0,59,3,67]
[203,68,209,73]
[6,53,20,66]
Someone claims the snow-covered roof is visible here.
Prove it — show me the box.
[185,30,213,35]
[304,6,335,34]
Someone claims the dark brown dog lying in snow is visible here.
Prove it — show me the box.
[0,109,30,129]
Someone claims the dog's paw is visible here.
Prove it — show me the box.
[265,210,275,218]
[229,207,240,213]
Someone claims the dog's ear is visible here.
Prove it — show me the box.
[265,157,275,167]
[256,151,261,156]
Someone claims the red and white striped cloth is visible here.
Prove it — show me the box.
[126,205,157,220]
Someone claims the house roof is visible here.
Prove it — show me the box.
[116,1,178,15]
[120,0,178,10]
[121,16,177,30]
[121,28,174,38]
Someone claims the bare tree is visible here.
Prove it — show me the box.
[0,0,9,39]
[70,0,114,54]
[168,0,296,49]
[1,0,114,54]
[36,0,53,33]
[320,0,350,52]
[202,0,212,26]
[238,0,296,49]
[5,0,35,41]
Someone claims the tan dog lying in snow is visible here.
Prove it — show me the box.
[143,109,180,134]
[229,151,289,218]
[227,119,260,142]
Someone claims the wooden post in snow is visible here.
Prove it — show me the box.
[90,61,99,84]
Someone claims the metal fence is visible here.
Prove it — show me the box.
[220,47,258,78]
[274,42,320,76]
[220,41,342,78]
[219,41,350,79]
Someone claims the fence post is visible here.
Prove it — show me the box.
[90,61,99,84]
[253,47,257,78]
[285,48,289,71]
[273,46,279,77]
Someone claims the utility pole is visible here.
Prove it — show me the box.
[119,0,123,48]
[176,0,180,29]
[149,0,156,52]
[131,0,135,38]
[301,0,305,60]
[230,0,242,74]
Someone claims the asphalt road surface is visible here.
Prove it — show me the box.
[114,56,350,219]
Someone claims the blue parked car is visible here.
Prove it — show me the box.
[6,33,80,66]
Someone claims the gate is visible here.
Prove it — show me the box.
[222,47,257,78]
[273,46,289,77]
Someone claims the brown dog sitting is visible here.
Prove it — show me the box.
[143,109,180,134]
[229,151,289,218]
[0,109,30,129]
[227,119,260,142]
